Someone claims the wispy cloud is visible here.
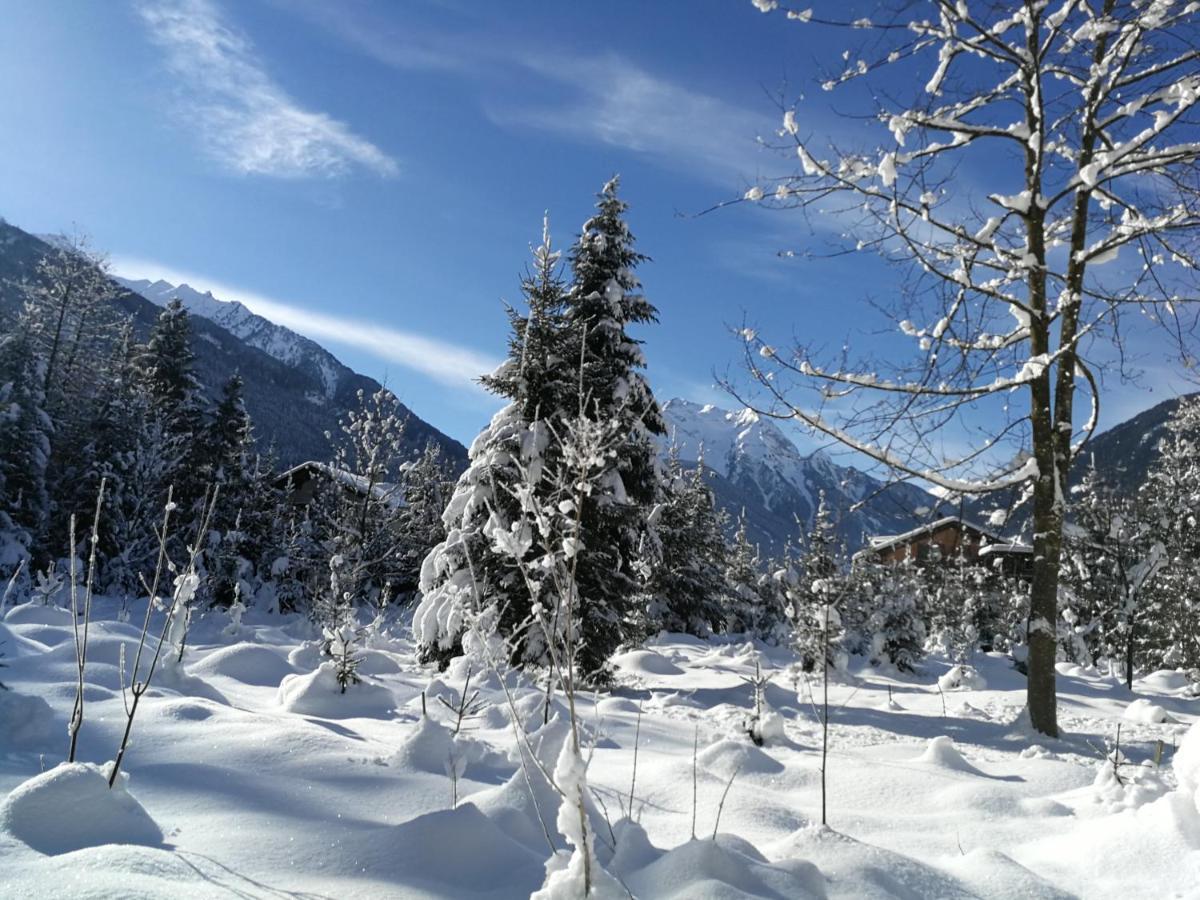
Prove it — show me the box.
[138,0,398,178]
[303,8,776,188]
[112,255,499,391]
[489,54,777,187]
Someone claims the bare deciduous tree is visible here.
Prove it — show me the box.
[727,0,1200,737]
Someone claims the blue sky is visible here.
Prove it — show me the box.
[0,0,1190,453]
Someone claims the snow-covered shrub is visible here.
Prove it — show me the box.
[938,664,986,692]
[324,624,362,694]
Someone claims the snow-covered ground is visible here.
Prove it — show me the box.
[2,599,1198,899]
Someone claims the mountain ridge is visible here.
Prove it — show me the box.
[0,221,468,471]
[659,398,944,553]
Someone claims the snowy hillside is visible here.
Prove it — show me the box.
[118,277,345,401]
[661,399,942,552]
[3,599,1197,898]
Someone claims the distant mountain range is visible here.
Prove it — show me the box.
[659,399,944,553]
[968,391,1199,535]
[0,220,467,470]
[4,216,1187,556]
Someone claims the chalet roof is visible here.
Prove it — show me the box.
[860,516,1003,556]
[978,541,1033,555]
[276,461,405,508]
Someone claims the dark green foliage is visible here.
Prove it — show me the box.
[644,451,729,636]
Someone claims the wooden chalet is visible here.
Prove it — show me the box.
[856,516,1033,578]
[274,461,404,510]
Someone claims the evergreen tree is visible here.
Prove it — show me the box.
[857,560,926,673]
[724,511,785,639]
[1139,396,1200,673]
[919,543,989,664]
[644,450,728,636]
[1066,463,1164,686]
[204,375,254,487]
[135,299,207,526]
[0,323,51,574]
[791,495,845,672]
[562,177,666,675]
[394,439,454,602]
[416,223,571,668]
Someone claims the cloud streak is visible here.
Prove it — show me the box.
[138,0,398,178]
[112,255,499,391]
[304,8,776,188]
[490,53,776,187]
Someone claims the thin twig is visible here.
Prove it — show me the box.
[712,764,741,841]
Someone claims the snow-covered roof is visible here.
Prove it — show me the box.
[861,516,1002,555]
[978,542,1033,556]
[277,461,404,507]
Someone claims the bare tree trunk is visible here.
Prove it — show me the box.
[1027,372,1061,737]
[1125,616,1136,691]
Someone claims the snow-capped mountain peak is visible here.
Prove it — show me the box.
[118,276,342,401]
[660,397,938,551]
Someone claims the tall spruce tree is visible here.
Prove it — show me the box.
[394,439,454,603]
[644,449,728,637]
[562,177,666,675]
[1066,464,1164,686]
[202,374,261,605]
[0,322,51,574]
[136,299,206,516]
[724,511,785,639]
[415,220,572,667]
[1140,396,1200,674]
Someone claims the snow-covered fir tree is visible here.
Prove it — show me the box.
[135,298,207,534]
[1066,462,1164,686]
[393,439,454,602]
[855,559,926,673]
[0,322,51,575]
[419,185,667,679]
[415,219,573,668]
[201,374,261,605]
[723,511,785,640]
[561,177,666,676]
[1140,395,1200,674]
[791,495,845,672]
[643,448,728,637]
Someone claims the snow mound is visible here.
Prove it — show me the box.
[155,697,223,722]
[1123,698,1169,724]
[286,641,322,671]
[938,665,987,692]
[190,642,295,686]
[621,833,824,900]
[699,738,785,778]
[0,690,57,749]
[1140,670,1193,694]
[0,763,163,855]
[774,825,975,898]
[612,649,683,677]
[0,620,52,658]
[1175,721,1200,799]
[356,649,401,676]
[3,602,73,626]
[1093,757,1169,811]
[597,696,641,715]
[940,847,1076,899]
[916,736,984,775]
[277,661,395,719]
[366,802,545,895]
[391,716,511,777]
[757,711,787,745]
